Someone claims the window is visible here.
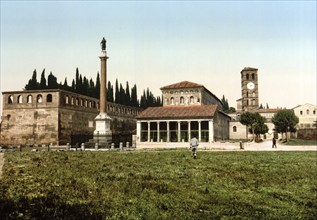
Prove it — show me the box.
[251,73,255,80]
[76,98,79,105]
[246,74,249,80]
[300,111,303,115]
[65,96,69,104]
[27,95,33,103]
[190,96,194,104]
[37,95,43,103]
[170,97,174,105]
[8,95,13,104]
[180,96,184,104]
[71,97,74,105]
[313,110,316,115]
[233,126,237,132]
[306,109,310,115]
[17,95,23,104]
[47,94,52,103]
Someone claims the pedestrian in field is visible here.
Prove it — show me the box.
[272,138,277,148]
[190,136,199,159]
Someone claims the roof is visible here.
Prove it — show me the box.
[136,105,218,120]
[160,81,203,90]
[240,67,258,73]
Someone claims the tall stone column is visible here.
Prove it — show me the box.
[94,37,112,146]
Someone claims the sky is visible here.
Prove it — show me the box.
[1,1,316,114]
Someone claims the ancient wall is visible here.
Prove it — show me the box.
[1,89,142,146]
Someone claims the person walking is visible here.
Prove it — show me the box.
[272,138,277,148]
[190,136,199,159]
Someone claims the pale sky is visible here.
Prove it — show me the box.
[1,1,316,114]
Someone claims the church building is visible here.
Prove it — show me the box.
[136,81,231,146]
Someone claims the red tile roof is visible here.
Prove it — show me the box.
[136,105,218,120]
[160,81,203,90]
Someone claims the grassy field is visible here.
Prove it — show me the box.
[0,150,316,219]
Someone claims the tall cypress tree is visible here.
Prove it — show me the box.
[115,79,120,104]
[131,84,138,107]
[125,81,131,106]
[107,81,114,102]
[25,69,39,90]
[47,72,58,89]
[39,69,46,89]
[95,72,100,99]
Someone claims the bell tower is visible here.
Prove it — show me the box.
[241,67,259,111]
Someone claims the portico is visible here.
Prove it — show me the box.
[137,119,214,143]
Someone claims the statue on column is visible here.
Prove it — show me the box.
[100,37,106,51]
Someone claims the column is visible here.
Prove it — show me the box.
[188,121,191,141]
[157,122,160,142]
[208,119,214,142]
[167,121,170,142]
[177,121,181,142]
[147,121,150,142]
[198,120,202,142]
[136,121,141,142]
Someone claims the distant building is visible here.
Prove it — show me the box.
[136,81,231,145]
[293,103,317,129]
[293,103,317,140]
[0,89,141,146]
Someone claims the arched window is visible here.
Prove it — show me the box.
[170,97,174,105]
[246,74,249,80]
[27,95,33,103]
[8,95,13,104]
[180,96,184,104]
[37,95,43,103]
[233,126,237,132]
[18,95,23,104]
[306,109,310,115]
[71,97,74,105]
[190,96,194,104]
[65,96,69,104]
[76,98,79,105]
[251,73,255,80]
[47,94,52,103]
[252,92,256,97]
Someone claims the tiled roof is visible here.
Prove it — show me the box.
[136,105,218,120]
[160,81,203,90]
[241,67,258,72]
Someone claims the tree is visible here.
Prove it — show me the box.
[125,82,131,106]
[221,95,229,112]
[95,73,100,99]
[47,72,58,89]
[272,109,299,142]
[240,112,268,142]
[131,84,139,107]
[39,69,47,89]
[107,81,114,102]
[25,69,39,90]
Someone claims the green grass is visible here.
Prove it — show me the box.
[284,139,317,146]
[0,150,316,219]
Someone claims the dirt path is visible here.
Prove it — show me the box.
[0,153,4,179]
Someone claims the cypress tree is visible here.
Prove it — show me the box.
[115,79,120,104]
[95,72,100,99]
[125,81,131,106]
[39,69,46,89]
[47,72,58,89]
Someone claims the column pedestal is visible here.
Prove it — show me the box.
[94,112,112,146]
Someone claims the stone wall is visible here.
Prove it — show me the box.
[1,89,142,146]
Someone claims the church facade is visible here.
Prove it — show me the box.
[136,81,231,145]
